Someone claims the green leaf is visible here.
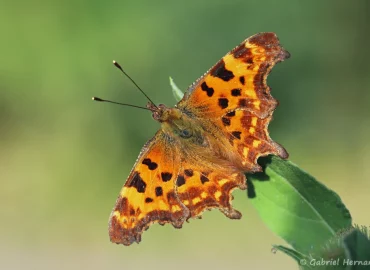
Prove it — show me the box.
[169,76,184,102]
[247,156,352,254]
[273,245,311,269]
[343,228,370,270]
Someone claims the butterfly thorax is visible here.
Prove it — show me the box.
[147,102,245,172]
[147,102,206,146]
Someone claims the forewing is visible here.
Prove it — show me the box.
[177,32,290,119]
[177,32,289,170]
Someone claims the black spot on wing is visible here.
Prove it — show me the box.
[161,172,172,182]
[226,111,235,117]
[145,197,153,203]
[176,175,186,187]
[232,45,254,64]
[155,187,163,197]
[142,158,158,170]
[184,169,193,177]
[239,76,245,85]
[211,60,234,81]
[231,131,242,139]
[200,82,214,97]
[128,172,146,193]
[200,175,209,184]
[231,88,241,96]
[218,98,229,109]
[221,117,231,126]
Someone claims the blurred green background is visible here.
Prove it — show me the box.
[1,1,369,269]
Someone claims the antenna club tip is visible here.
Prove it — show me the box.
[92,97,103,102]
[113,60,122,70]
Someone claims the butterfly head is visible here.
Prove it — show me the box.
[147,102,170,122]
[146,102,183,122]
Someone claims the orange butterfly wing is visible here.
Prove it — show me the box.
[220,110,288,171]
[178,32,289,119]
[172,32,289,219]
[109,131,189,245]
[175,156,247,220]
[177,32,289,170]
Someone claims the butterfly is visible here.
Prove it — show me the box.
[108,32,290,245]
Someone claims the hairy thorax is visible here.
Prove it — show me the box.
[148,103,244,172]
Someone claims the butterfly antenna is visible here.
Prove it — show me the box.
[92,97,152,111]
[113,60,158,109]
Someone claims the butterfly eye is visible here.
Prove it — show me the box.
[179,129,192,138]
